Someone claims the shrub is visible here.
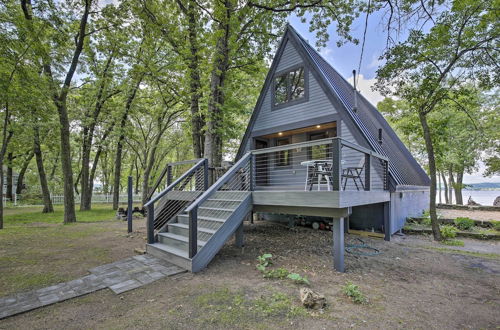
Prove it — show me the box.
[440,225,458,239]
[343,282,367,304]
[492,221,500,231]
[421,210,442,226]
[454,217,475,230]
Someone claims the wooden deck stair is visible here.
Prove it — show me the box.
[146,191,252,272]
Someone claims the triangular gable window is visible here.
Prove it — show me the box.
[272,65,308,110]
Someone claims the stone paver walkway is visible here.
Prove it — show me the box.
[0,255,185,319]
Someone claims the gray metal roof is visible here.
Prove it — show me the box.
[236,25,430,187]
[289,26,430,186]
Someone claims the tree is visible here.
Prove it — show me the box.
[21,0,93,223]
[376,0,499,239]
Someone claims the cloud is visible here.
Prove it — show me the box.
[346,74,384,106]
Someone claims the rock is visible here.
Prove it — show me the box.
[494,196,500,207]
[299,288,325,310]
[134,248,146,255]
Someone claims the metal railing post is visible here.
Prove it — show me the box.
[364,153,371,191]
[147,203,155,244]
[188,207,198,258]
[203,159,209,190]
[249,154,254,191]
[166,165,172,186]
[127,176,133,233]
[331,139,342,191]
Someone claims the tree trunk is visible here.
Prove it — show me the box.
[113,75,143,210]
[0,103,13,229]
[186,1,204,158]
[448,169,455,205]
[455,169,464,205]
[441,171,449,204]
[34,125,54,213]
[57,102,77,223]
[6,152,13,201]
[418,112,442,241]
[204,1,231,167]
[80,54,115,211]
[49,151,59,181]
[15,152,34,195]
[438,171,442,204]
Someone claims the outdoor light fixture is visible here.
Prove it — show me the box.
[316,125,321,128]
[278,132,283,136]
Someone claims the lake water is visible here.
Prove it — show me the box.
[437,190,499,206]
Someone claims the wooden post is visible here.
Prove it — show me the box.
[146,203,155,244]
[364,153,371,191]
[189,207,198,258]
[127,176,133,233]
[333,217,345,272]
[331,139,342,191]
[383,201,391,241]
[235,222,244,247]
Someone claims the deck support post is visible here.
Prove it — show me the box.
[235,222,244,247]
[383,201,391,241]
[332,217,345,272]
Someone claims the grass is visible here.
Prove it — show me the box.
[193,287,308,326]
[2,204,118,227]
[441,239,465,246]
[422,246,500,260]
[0,204,138,296]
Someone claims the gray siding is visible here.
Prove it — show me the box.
[390,188,429,233]
[253,41,339,132]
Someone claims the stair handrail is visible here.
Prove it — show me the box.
[145,158,208,244]
[185,152,252,258]
[147,158,203,202]
[185,152,252,213]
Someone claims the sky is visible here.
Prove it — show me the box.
[287,14,499,184]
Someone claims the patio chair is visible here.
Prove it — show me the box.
[341,158,365,191]
[308,162,333,191]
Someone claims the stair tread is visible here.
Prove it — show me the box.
[177,214,226,222]
[199,206,236,212]
[206,198,245,202]
[168,223,217,234]
[149,242,190,259]
[158,232,207,246]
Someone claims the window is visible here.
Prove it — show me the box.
[275,138,291,166]
[308,131,330,160]
[273,67,306,107]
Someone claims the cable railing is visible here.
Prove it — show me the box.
[145,158,208,244]
[184,153,252,258]
[251,137,389,192]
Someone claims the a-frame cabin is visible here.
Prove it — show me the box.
[145,25,430,273]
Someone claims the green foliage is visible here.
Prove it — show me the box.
[263,267,289,279]
[441,239,464,247]
[492,221,500,231]
[454,217,475,230]
[440,225,458,239]
[286,273,310,285]
[343,282,367,304]
[256,253,273,272]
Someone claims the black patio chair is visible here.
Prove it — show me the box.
[341,158,365,191]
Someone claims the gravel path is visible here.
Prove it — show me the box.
[438,208,500,221]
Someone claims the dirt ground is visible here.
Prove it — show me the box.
[1,219,499,330]
[438,208,500,221]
